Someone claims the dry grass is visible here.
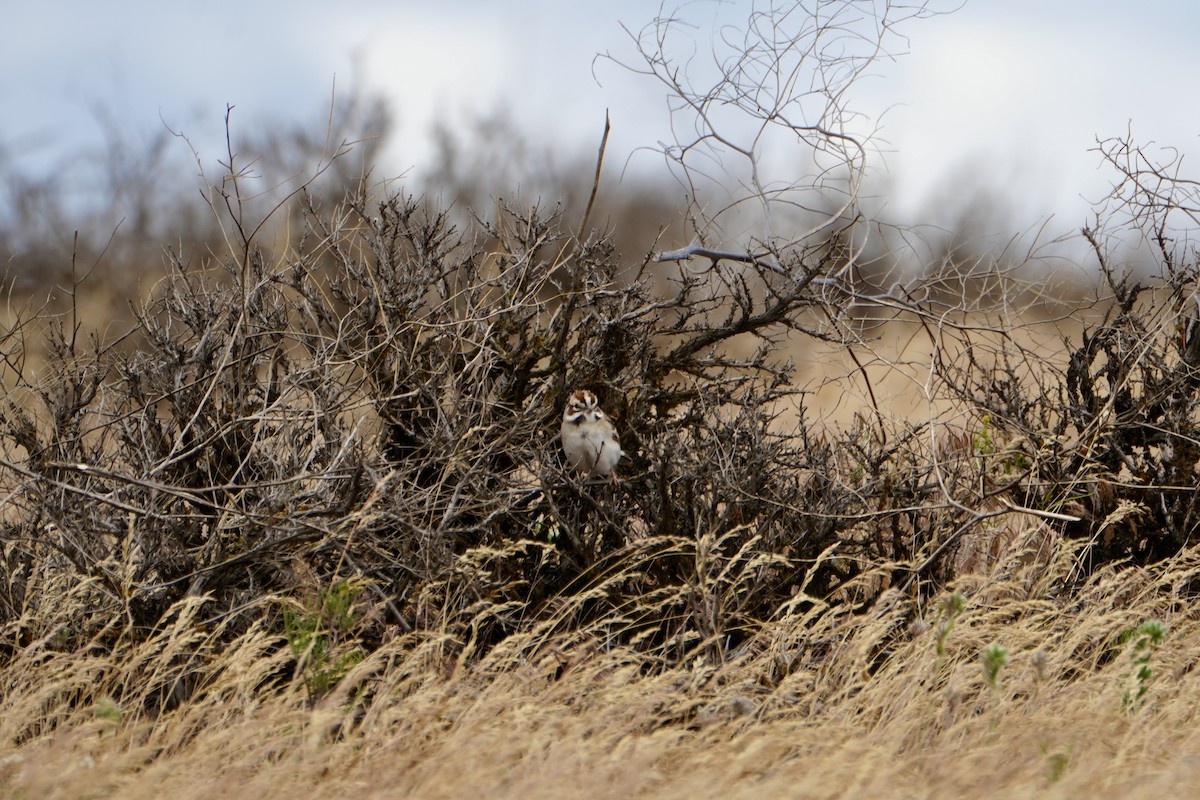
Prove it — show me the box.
[1,533,1197,798]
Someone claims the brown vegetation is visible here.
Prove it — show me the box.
[0,130,1197,795]
[3,3,1200,796]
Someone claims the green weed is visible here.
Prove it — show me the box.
[283,580,367,698]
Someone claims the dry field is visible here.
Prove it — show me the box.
[1,534,1197,798]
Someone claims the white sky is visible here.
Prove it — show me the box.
[4,0,1199,241]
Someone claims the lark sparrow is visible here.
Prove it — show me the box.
[561,389,623,481]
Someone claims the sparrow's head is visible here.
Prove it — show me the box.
[563,389,601,422]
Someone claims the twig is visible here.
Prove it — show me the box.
[577,109,611,242]
[656,244,787,275]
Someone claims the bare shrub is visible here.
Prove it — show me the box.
[0,145,978,705]
[928,132,1200,574]
[0,2,1044,712]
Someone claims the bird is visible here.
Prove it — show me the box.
[560,389,623,482]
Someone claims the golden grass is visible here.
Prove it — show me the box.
[788,310,1093,429]
[3,535,1199,798]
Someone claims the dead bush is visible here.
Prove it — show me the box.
[0,152,987,701]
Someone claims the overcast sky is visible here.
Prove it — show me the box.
[5,1,1199,241]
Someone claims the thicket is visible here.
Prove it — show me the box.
[1,1,1200,730]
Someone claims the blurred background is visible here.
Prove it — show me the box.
[3,0,1198,307]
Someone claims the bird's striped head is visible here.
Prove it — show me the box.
[563,389,601,424]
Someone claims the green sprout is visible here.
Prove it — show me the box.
[935,591,966,657]
[982,642,1009,691]
[283,580,367,698]
[1121,620,1166,712]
